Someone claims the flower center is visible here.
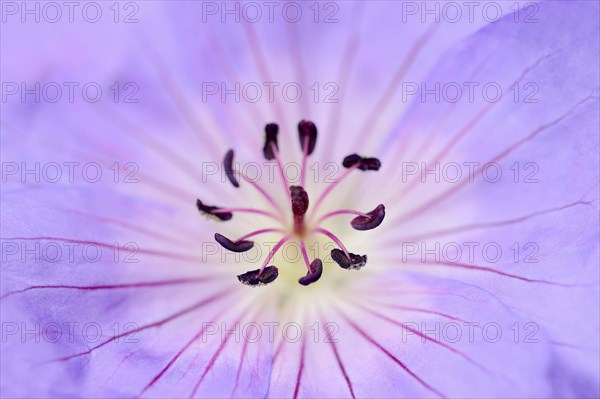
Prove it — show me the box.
[196,120,386,286]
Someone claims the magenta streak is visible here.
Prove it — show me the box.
[242,22,288,128]
[143,41,222,156]
[231,333,251,397]
[350,23,440,151]
[313,228,350,260]
[292,334,307,399]
[310,164,359,219]
[410,259,585,287]
[188,305,258,398]
[93,102,209,186]
[205,24,266,131]
[271,143,292,203]
[52,289,233,363]
[139,301,241,397]
[373,302,468,323]
[387,200,591,244]
[286,23,310,118]
[236,228,285,242]
[300,135,309,188]
[395,95,594,224]
[1,236,200,263]
[356,287,472,302]
[337,308,446,398]
[550,341,587,350]
[316,209,368,225]
[390,54,557,204]
[259,236,291,274]
[272,337,286,365]
[299,241,311,272]
[238,172,286,217]
[327,337,356,399]
[214,208,281,222]
[351,301,493,376]
[323,2,365,161]
[0,277,216,301]
[320,314,356,399]
[46,136,200,209]
[60,208,194,247]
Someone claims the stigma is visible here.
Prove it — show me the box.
[196,120,386,287]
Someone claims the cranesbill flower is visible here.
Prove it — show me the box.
[1,1,598,398]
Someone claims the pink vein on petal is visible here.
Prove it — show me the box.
[388,200,593,244]
[336,307,446,398]
[293,333,307,399]
[1,277,217,301]
[51,289,234,363]
[394,95,595,223]
[1,236,201,263]
[319,312,356,399]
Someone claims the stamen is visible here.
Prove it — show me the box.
[258,235,291,275]
[197,199,282,223]
[331,249,368,270]
[236,228,285,241]
[291,186,309,236]
[313,228,350,259]
[298,120,317,156]
[263,123,279,160]
[310,164,359,219]
[299,259,323,286]
[228,167,286,217]
[342,154,382,171]
[237,266,279,286]
[351,204,386,231]
[298,120,317,187]
[316,209,368,225]
[299,241,323,285]
[196,199,233,221]
[198,120,385,286]
[270,142,292,202]
[214,233,254,252]
[223,149,239,188]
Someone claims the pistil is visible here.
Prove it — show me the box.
[290,186,309,236]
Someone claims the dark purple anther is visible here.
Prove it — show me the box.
[331,249,367,270]
[224,149,239,188]
[351,204,386,231]
[237,265,279,286]
[342,154,381,171]
[196,199,232,221]
[298,258,323,286]
[215,233,254,252]
[263,123,279,160]
[298,120,317,156]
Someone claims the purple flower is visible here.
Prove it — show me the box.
[1,1,599,398]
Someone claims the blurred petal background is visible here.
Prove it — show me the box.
[1,1,599,398]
